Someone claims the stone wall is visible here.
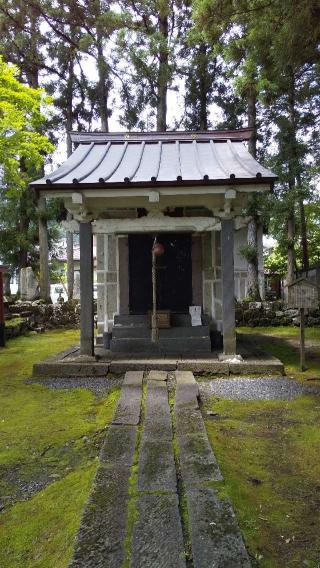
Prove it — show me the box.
[236,300,320,327]
[96,234,119,335]
[5,300,80,338]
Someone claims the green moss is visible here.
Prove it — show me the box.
[0,329,80,380]
[238,326,320,341]
[0,330,120,567]
[204,394,320,567]
[5,317,25,328]
[0,464,98,568]
[238,326,320,381]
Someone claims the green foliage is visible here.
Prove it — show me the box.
[264,245,288,276]
[0,56,53,189]
[239,243,258,265]
[0,57,56,269]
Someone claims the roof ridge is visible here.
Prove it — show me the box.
[70,128,253,144]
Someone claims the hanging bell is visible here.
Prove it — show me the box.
[152,242,165,256]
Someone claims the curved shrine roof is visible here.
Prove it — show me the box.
[31,129,276,189]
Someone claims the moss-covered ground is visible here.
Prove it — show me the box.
[204,327,320,567]
[238,326,320,381]
[0,330,120,568]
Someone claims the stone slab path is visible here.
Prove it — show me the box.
[70,371,251,568]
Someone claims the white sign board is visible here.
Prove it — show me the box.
[286,278,319,309]
[189,305,202,327]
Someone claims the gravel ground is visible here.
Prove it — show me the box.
[26,376,123,396]
[199,377,320,401]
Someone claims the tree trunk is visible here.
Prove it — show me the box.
[65,66,74,299]
[297,173,309,272]
[18,176,30,295]
[287,215,295,284]
[298,197,309,272]
[66,212,74,300]
[38,195,51,302]
[247,218,261,300]
[246,90,261,300]
[156,12,168,131]
[247,90,257,158]
[198,44,208,130]
[286,71,298,284]
[28,8,51,300]
[4,273,11,297]
[97,39,109,132]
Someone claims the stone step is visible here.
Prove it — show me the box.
[160,337,211,353]
[113,326,152,339]
[95,334,103,345]
[112,325,210,339]
[171,313,191,326]
[161,325,210,338]
[110,336,212,354]
[111,339,160,353]
[131,494,186,568]
[114,314,148,326]
[186,487,251,568]
[114,313,207,327]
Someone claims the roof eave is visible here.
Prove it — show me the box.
[30,176,277,191]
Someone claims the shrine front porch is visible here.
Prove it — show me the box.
[32,334,284,378]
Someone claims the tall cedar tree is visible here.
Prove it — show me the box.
[193,0,320,284]
[117,1,187,130]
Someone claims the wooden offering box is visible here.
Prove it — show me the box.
[148,310,171,328]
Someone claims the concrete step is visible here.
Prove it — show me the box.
[112,325,210,339]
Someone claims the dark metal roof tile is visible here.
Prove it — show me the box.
[31,131,277,188]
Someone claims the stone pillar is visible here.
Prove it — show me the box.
[221,218,236,355]
[38,195,51,302]
[80,221,94,356]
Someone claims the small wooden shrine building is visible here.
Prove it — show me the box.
[30,129,276,357]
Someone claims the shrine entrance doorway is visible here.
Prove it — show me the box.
[128,233,192,314]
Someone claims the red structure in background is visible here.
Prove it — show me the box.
[0,265,8,347]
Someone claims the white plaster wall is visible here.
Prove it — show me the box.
[202,231,222,331]
[234,227,248,300]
